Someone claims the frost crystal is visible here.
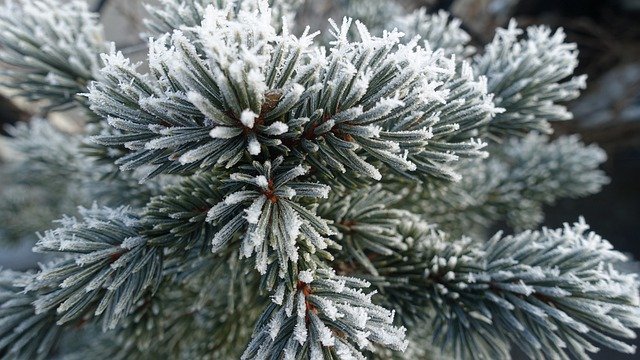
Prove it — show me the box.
[298,270,314,284]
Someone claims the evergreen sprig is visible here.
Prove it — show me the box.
[414,133,609,236]
[64,254,264,360]
[28,206,163,332]
[206,157,334,278]
[89,6,318,177]
[366,220,640,359]
[0,271,61,360]
[0,0,107,111]
[89,5,497,184]
[473,20,587,137]
[318,185,415,275]
[393,9,474,58]
[0,119,167,244]
[143,173,223,253]
[244,268,408,359]
[144,0,303,37]
[0,0,636,359]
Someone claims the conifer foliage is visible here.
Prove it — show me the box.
[0,0,637,359]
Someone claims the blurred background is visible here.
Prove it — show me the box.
[0,0,638,358]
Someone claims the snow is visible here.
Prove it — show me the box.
[283,213,302,263]
[255,175,269,189]
[299,270,314,284]
[293,320,307,345]
[210,126,242,139]
[265,122,289,135]
[318,323,336,347]
[328,17,353,46]
[224,190,256,205]
[247,135,262,155]
[120,236,146,250]
[268,311,284,340]
[244,196,266,224]
[346,306,369,328]
[272,283,286,305]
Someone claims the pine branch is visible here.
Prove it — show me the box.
[27,206,163,332]
[393,9,475,58]
[0,119,169,244]
[0,1,637,359]
[143,173,224,253]
[0,121,84,244]
[89,7,317,177]
[299,19,492,183]
[0,0,107,111]
[473,20,587,137]
[143,0,304,37]
[4,119,84,179]
[333,0,405,43]
[413,133,609,235]
[65,253,264,360]
[206,157,335,280]
[373,9,584,139]
[317,185,416,276]
[243,268,408,359]
[364,220,640,359]
[0,271,61,360]
[90,7,495,185]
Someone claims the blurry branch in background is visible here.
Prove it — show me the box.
[93,0,111,13]
[0,95,31,137]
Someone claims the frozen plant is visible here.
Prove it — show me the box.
[0,0,637,359]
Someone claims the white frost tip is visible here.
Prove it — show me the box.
[210,126,241,139]
[248,137,261,155]
[240,109,257,128]
[318,324,336,346]
[245,212,260,225]
[255,175,269,189]
[120,236,145,250]
[244,198,264,224]
[272,283,286,305]
[265,121,289,135]
[292,165,307,178]
[371,168,382,181]
[319,185,330,199]
[299,270,314,284]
